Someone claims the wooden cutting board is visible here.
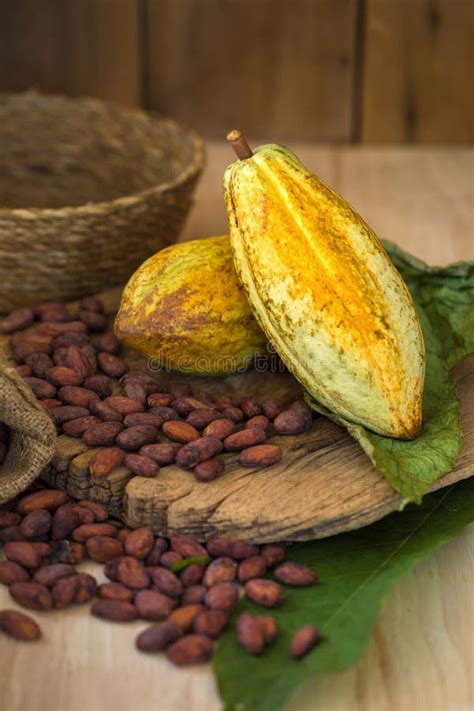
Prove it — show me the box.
[3,288,473,542]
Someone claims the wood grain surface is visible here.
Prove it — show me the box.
[1,144,473,711]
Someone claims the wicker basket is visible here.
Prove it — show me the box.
[0,92,205,313]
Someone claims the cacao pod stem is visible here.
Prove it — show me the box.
[227,129,253,160]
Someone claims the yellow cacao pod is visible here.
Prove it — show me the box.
[114,235,267,376]
[224,142,425,439]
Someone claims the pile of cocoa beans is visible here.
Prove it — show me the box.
[0,298,314,482]
[0,486,320,664]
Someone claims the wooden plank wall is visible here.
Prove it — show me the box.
[0,0,472,143]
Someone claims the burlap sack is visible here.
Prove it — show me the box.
[0,351,56,503]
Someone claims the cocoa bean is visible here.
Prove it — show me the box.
[91,599,137,622]
[166,634,213,666]
[181,585,207,605]
[171,396,212,416]
[238,555,267,583]
[239,444,282,468]
[41,398,62,411]
[124,527,154,559]
[116,425,157,451]
[62,416,101,437]
[0,526,25,543]
[51,505,82,540]
[19,509,52,538]
[98,583,133,601]
[215,395,235,409]
[96,331,121,354]
[162,420,199,444]
[0,560,30,585]
[203,418,237,440]
[53,332,90,349]
[139,443,180,465]
[261,543,286,568]
[245,579,283,607]
[193,609,228,639]
[83,374,113,398]
[71,523,118,542]
[65,345,95,379]
[15,364,32,377]
[33,564,75,588]
[85,536,124,563]
[170,534,207,559]
[134,589,176,621]
[79,296,104,313]
[51,405,90,426]
[72,572,98,603]
[204,582,239,612]
[168,604,205,632]
[186,409,222,429]
[25,353,54,379]
[23,377,57,400]
[103,396,143,415]
[97,353,128,378]
[58,385,98,408]
[290,626,320,659]
[206,538,259,560]
[83,421,123,447]
[10,581,53,610]
[151,567,183,598]
[145,538,168,566]
[148,406,179,422]
[0,308,34,334]
[261,400,281,420]
[124,454,159,478]
[240,398,262,419]
[0,511,21,528]
[136,620,182,652]
[236,612,265,655]
[194,457,225,482]
[202,558,237,587]
[37,305,71,323]
[175,437,223,469]
[221,406,244,423]
[245,415,270,431]
[180,564,204,587]
[117,528,131,543]
[78,310,107,332]
[116,556,149,589]
[160,551,181,569]
[0,609,41,640]
[103,557,124,582]
[47,366,83,387]
[89,399,123,422]
[89,447,125,478]
[224,428,266,452]
[147,393,173,408]
[4,541,45,569]
[77,500,109,521]
[123,412,163,428]
[49,540,84,565]
[122,379,147,405]
[256,615,278,644]
[273,561,317,586]
[52,347,69,366]
[274,402,312,435]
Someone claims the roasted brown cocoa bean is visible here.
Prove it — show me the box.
[273,561,317,586]
[162,420,199,444]
[148,406,179,422]
[47,366,83,387]
[147,392,173,408]
[116,528,131,543]
[186,409,222,429]
[85,536,124,563]
[77,500,109,521]
[91,599,137,622]
[194,457,225,482]
[0,525,24,543]
[23,377,57,400]
[116,556,149,589]
[83,374,113,398]
[25,353,54,379]
[51,505,82,541]
[159,551,182,569]
[239,444,282,468]
[171,396,211,416]
[245,579,283,607]
[58,385,98,408]
[134,589,176,621]
[17,489,67,515]
[0,560,30,585]
[49,540,84,565]
[104,396,144,415]
[52,405,90,426]
[170,534,207,559]
[15,364,32,377]
[256,615,278,644]
[103,557,124,582]
[52,347,69,367]
[204,582,239,612]
[240,398,262,419]
[73,572,98,603]
[0,307,34,334]
[96,331,121,354]
[62,416,101,437]
[122,379,147,405]
[53,332,90,349]
[193,609,228,639]
[140,443,180,465]
[206,538,259,560]
[10,581,53,610]
[89,399,123,422]
[97,353,128,378]
[238,555,268,583]
[202,558,237,587]
[168,604,205,632]
[123,412,163,428]
[4,542,44,569]
[0,511,20,528]
[223,428,266,452]
[78,310,107,332]
[98,583,133,601]
[33,563,75,588]
[245,415,270,431]
[65,345,95,379]
[236,612,265,655]
[290,626,320,659]
[261,400,281,420]
[0,609,41,641]
[175,437,223,470]
[124,454,159,478]
[71,523,118,542]
[124,527,154,559]
[83,421,123,447]
[274,402,312,435]
[166,634,214,666]
[41,398,62,412]
[261,543,286,568]
[116,425,157,451]
[145,538,168,566]
[19,509,52,538]
[151,567,183,598]
[221,406,244,423]
[180,564,205,587]
[203,418,237,440]
[136,620,182,652]
[181,585,207,605]
[89,447,125,478]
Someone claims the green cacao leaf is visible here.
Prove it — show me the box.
[214,478,474,711]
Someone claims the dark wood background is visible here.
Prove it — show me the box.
[0,0,472,142]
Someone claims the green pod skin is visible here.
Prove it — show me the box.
[224,143,425,439]
[114,236,267,376]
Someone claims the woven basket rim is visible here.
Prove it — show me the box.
[0,93,206,217]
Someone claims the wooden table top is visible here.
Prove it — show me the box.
[1,142,473,711]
